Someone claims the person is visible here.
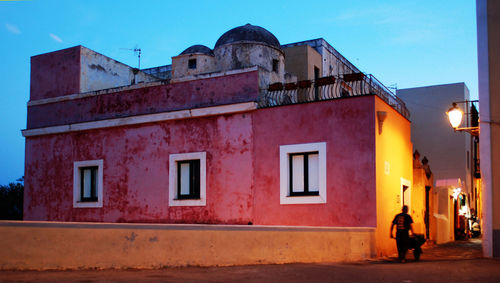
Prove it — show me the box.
[390,205,414,262]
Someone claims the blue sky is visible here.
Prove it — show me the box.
[0,0,477,185]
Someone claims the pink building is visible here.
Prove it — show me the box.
[23,24,412,256]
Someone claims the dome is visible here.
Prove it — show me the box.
[214,24,281,49]
[180,44,214,56]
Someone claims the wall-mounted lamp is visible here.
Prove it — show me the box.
[446,100,479,136]
[377,111,387,134]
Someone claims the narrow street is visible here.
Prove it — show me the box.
[1,239,499,282]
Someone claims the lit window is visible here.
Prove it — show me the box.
[280,142,327,204]
[169,152,206,206]
[73,160,103,208]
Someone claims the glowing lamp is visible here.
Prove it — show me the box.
[447,103,463,129]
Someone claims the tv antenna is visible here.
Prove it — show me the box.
[120,45,142,69]
[388,83,398,92]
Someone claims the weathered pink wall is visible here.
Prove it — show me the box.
[30,46,81,101]
[27,71,260,129]
[24,113,255,224]
[252,97,377,227]
[25,96,379,225]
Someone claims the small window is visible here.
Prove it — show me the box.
[80,166,98,202]
[177,160,200,199]
[280,142,327,204]
[169,152,206,206]
[272,59,279,72]
[289,152,319,196]
[73,160,103,208]
[188,58,197,69]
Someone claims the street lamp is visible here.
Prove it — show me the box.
[446,100,479,136]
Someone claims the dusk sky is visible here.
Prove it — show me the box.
[0,0,477,185]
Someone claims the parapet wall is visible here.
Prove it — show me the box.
[0,221,375,270]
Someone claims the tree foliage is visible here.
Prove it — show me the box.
[0,177,23,220]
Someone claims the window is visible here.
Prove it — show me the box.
[169,152,206,206]
[280,142,327,204]
[177,159,200,199]
[289,152,319,196]
[73,160,103,208]
[80,166,98,202]
[272,59,279,72]
[188,58,197,69]
[401,178,411,212]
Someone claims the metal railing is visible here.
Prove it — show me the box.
[258,73,410,120]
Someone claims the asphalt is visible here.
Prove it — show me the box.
[1,239,499,282]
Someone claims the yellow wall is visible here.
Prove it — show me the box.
[0,221,375,270]
[283,45,322,81]
[374,97,413,256]
[412,166,434,237]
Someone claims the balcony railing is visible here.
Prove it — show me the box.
[258,73,410,120]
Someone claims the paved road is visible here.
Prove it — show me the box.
[2,239,499,282]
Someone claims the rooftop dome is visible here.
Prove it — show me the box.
[214,24,281,49]
[180,44,214,56]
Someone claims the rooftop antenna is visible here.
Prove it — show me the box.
[388,83,398,92]
[120,45,142,69]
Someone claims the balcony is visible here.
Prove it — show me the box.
[259,73,410,120]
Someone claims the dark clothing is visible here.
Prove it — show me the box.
[392,212,413,261]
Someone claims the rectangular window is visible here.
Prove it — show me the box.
[272,59,279,72]
[80,166,98,202]
[177,159,200,199]
[280,142,327,204]
[188,58,197,69]
[73,160,103,208]
[169,152,207,206]
[289,152,319,196]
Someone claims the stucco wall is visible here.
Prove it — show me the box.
[374,96,413,256]
[397,84,471,193]
[25,95,381,227]
[79,47,156,92]
[283,45,322,81]
[477,0,500,257]
[24,113,255,224]
[214,43,284,88]
[171,54,216,78]
[252,97,377,227]
[30,46,81,100]
[27,70,260,129]
[0,221,375,270]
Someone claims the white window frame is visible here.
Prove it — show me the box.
[169,152,207,206]
[280,142,327,204]
[73,159,103,208]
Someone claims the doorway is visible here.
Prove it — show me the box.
[425,186,431,239]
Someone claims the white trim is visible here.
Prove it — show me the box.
[279,142,327,205]
[22,102,257,137]
[400,177,411,211]
[169,152,207,207]
[73,160,104,208]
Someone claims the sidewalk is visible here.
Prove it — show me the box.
[1,239,498,282]
[378,238,483,263]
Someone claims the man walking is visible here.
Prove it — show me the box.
[390,205,414,262]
